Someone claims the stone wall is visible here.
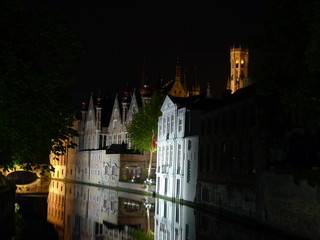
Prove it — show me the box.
[197,170,320,240]
[258,170,320,240]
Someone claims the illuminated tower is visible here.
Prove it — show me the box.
[168,57,187,97]
[227,46,250,93]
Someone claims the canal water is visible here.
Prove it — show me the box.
[14,179,305,240]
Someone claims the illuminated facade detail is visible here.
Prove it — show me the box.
[227,46,250,93]
[168,57,188,97]
[165,57,201,98]
[105,90,139,148]
[79,94,101,150]
[156,95,201,202]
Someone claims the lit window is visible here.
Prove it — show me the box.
[126,166,141,181]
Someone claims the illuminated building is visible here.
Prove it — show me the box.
[156,94,215,203]
[226,46,250,94]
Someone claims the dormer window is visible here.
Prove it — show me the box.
[178,118,183,132]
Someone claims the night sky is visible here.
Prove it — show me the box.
[44,1,267,105]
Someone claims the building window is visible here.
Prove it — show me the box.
[167,116,170,135]
[186,224,190,240]
[110,200,116,212]
[171,114,174,133]
[164,201,167,218]
[170,145,173,167]
[124,201,140,212]
[156,199,159,214]
[157,177,160,192]
[159,117,162,136]
[126,167,141,181]
[112,165,117,176]
[175,204,179,223]
[178,118,182,132]
[164,178,168,194]
[177,144,182,174]
[236,59,239,68]
[166,146,169,167]
[188,140,192,150]
[113,119,117,129]
[176,179,180,198]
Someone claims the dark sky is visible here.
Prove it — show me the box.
[45,1,266,104]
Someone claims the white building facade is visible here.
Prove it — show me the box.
[156,95,200,203]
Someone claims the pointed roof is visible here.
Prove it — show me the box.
[168,57,187,97]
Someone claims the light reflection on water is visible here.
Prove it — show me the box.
[18,179,298,240]
[47,180,155,239]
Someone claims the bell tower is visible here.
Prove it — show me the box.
[227,46,250,93]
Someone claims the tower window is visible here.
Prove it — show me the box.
[241,59,244,68]
[236,59,239,68]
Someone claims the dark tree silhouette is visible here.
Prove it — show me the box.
[0,0,83,171]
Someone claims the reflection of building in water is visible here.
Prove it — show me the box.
[47,180,154,239]
[154,198,195,240]
[47,180,66,238]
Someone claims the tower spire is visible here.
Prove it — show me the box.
[168,56,187,97]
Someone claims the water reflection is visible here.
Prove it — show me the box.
[155,200,297,240]
[47,181,301,240]
[47,180,155,239]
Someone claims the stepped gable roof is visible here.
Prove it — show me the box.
[168,93,218,111]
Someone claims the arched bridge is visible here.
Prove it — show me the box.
[1,165,50,194]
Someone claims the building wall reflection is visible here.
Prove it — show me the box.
[154,198,196,240]
[47,180,154,239]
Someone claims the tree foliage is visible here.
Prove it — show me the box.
[0,0,82,171]
[126,92,163,154]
